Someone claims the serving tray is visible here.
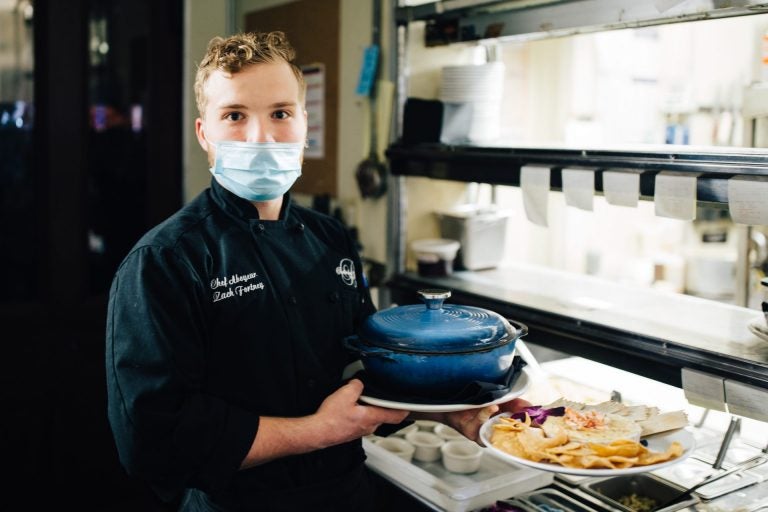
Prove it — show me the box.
[363,437,552,512]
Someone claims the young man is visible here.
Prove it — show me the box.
[106,32,524,511]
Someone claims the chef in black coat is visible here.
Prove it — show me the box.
[106,31,528,512]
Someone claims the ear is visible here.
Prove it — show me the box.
[195,118,209,151]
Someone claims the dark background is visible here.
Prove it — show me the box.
[2,1,182,509]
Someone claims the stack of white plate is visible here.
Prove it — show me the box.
[439,62,504,144]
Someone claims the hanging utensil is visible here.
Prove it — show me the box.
[355,0,387,199]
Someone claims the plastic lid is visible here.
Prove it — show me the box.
[411,239,460,260]
[359,289,515,354]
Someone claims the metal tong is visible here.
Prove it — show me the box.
[651,452,768,511]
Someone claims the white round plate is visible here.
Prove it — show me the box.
[358,368,530,413]
[479,413,695,476]
[748,317,768,343]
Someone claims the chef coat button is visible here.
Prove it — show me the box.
[296,223,305,232]
[290,296,298,305]
[329,292,339,303]
[257,223,265,232]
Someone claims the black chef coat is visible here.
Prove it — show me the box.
[106,178,377,510]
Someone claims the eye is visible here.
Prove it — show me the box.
[272,110,291,120]
[224,111,245,122]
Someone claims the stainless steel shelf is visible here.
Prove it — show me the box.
[386,143,768,204]
[397,0,768,45]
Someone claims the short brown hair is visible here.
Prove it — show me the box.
[194,31,306,118]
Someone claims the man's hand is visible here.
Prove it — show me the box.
[240,379,408,468]
[441,405,499,441]
[496,397,533,416]
[415,397,534,442]
[313,379,409,448]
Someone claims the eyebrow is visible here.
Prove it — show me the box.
[216,101,299,110]
[217,103,247,110]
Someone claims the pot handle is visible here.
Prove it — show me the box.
[342,335,395,359]
[506,319,528,338]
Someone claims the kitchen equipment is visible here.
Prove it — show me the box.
[684,208,737,300]
[392,423,418,437]
[356,368,529,412]
[651,453,768,510]
[344,289,526,396]
[505,488,605,511]
[441,440,483,474]
[355,0,386,199]
[434,423,465,441]
[439,62,504,144]
[437,204,510,270]
[415,420,440,431]
[411,238,460,276]
[582,473,698,512]
[363,437,553,512]
[376,437,415,462]
[406,430,444,462]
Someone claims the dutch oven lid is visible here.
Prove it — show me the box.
[359,289,516,354]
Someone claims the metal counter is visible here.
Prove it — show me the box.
[366,355,768,511]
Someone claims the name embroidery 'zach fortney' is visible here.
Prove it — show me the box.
[210,272,265,303]
[335,258,357,288]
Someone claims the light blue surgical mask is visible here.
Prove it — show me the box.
[209,140,303,201]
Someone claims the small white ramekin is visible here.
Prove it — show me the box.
[376,436,416,463]
[405,430,445,462]
[434,423,465,441]
[440,439,483,474]
[391,423,418,437]
[414,419,441,431]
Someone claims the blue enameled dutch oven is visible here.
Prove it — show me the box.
[344,289,527,394]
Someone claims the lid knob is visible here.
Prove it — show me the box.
[418,289,451,310]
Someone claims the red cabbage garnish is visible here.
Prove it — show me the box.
[510,406,565,425]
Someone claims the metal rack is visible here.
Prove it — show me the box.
[384,0,768,398]
[386,142,768,204]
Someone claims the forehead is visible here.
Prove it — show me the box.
[204,61,302,108]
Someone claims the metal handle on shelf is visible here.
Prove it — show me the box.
[713,416,740,470]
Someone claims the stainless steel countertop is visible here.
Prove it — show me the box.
[367,355,768,511]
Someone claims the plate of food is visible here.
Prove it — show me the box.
[479,399,694,476]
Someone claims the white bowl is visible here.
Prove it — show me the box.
[441,439,483,474]
[405,430,444,462]
[434,423,465,441]
[414,419,440,431]
[391,423,418,437]
[376,437,416,463]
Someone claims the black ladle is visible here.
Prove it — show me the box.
[355,0,386,199]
